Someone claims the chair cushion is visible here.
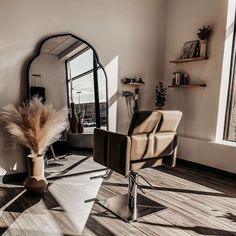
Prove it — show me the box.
[130,132,175,161]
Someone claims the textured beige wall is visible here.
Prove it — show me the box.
[0,0,168,175]
[163,0,236,173]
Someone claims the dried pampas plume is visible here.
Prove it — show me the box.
[0,97,69,155]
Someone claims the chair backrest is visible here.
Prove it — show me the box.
[128,110,182,135]
[157,110,182,132]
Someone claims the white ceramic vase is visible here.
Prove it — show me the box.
[24,154,48,195]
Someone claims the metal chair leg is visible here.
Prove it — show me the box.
[50,146,56,161]
[98,171,166,222]
[90,169,113,180]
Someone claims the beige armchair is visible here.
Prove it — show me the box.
[93,110,182,222]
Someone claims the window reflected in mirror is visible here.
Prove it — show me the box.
[67,46,107,133]
[28,34,108,136]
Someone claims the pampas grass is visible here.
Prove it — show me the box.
[0,97,68,155]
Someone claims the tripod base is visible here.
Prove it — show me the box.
[98,193,166,222]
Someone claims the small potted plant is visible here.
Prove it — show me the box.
[0,97,68,195]
[197,25,213,58]
[155,82,167,109]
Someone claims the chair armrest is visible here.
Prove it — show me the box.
[107,132,131,176]
[93,128,109,166]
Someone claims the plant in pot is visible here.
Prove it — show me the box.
[0,97,68,195]
[155,82,167,109]
[197,25,213,58]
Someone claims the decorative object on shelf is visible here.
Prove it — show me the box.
[70,102,78,133]
[77,111,84,133]
[155,82,167,109]
[172,72,189,86]
[122,78,131,84]
[122,77,145,85]
[197,25,213,58]
[0,97,68,195]
[180,40,199,59]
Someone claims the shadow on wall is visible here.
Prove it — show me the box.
[0,127,27,178]
[0,39,36,179]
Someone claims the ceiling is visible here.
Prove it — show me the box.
[40,35,88,59]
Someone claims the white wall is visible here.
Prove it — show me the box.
[29,54,67,110]
[163,0,236,173]
[0,0,168,175]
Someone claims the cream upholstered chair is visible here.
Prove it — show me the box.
[93,110,182,222]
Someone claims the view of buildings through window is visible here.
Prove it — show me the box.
[67,48,107,132]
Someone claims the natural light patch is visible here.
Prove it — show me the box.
[48,170,105,235]
[215,0,236,143]
[105,56,119,132]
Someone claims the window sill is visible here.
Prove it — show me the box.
[213,139,236,147]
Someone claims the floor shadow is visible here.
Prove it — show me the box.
[102,182,231,198]
[0,186,25,208]
[5,191,41,212]
[85,215,116,236]
[42,190,80,235]
[0,187,80,236]
[137,221,236,235]
[47,168,107,181]
[45,155,91,179]
[46,162,65,168]
[0,227,9,235]
[219,213,236,223]
[0,189,42,235]
[157,164,236,198]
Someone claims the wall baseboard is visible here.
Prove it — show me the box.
[0,172,28,184]
[177,158,236,180]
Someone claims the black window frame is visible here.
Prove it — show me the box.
[224,15,236,141]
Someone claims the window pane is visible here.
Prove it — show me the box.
[68,49,93,78]
[71,72,95,104]
[70,72,96,133]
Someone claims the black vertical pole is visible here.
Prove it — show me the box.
[93,54,101,128]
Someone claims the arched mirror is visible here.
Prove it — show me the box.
[26,34,108,149]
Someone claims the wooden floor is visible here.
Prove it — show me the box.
[0,152,106,236]
[84,164,236,236]
[0,152,235,236]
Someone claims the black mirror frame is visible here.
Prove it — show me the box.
[25,33,109,130]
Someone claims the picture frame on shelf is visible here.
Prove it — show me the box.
[180,40,199,59]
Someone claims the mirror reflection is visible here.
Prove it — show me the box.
[28,34,108,135]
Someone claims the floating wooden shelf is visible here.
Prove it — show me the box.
[169,57,208,64]
[124,82,144,86]
[168,84,207,88]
